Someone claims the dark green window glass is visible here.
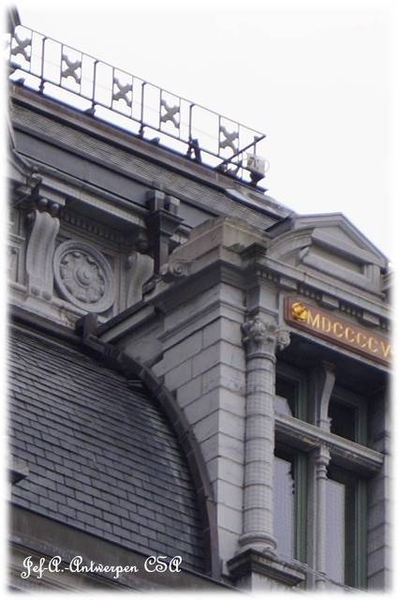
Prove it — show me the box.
[328,394,368,445]
[329,401,356,441]
[275,368,307,421]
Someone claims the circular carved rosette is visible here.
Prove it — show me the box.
[53,240,115,313]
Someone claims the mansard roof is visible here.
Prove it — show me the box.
[9,326,205,573]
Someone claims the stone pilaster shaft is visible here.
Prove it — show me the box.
[315,446,331,589]
[239,316,290,553]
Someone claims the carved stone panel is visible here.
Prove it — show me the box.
[53,240,115,313]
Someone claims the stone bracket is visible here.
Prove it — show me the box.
[25,206,60,300]
[145,190,183,273]
[313,361,336,431]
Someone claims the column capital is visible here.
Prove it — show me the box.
[242,316,290,358]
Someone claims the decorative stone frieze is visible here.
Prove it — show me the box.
[53,240,115,313]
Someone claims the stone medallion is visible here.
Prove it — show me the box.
[53,240,115,313]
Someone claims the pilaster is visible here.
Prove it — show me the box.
[238,316,290,553]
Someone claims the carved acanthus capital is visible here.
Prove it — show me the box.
[242,316,290,357]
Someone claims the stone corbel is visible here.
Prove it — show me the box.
[125,251,154,306]
[25,198,60,300]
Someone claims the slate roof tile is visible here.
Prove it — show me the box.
[9,327,205,573]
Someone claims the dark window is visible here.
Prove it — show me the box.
[328,390,368,445]
[275,366,308,421]
[275,378,296,417]
[329,401,356,441]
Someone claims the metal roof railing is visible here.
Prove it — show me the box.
[6,24,267,185]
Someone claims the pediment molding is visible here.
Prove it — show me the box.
[266,213,388,296]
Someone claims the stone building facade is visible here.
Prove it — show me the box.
[7,11,391,592]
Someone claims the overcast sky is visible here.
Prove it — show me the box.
[9,0,396,258]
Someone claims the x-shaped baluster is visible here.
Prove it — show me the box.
[113,78,132,107]
[62,54,81,83]
[11,32,31,61]
[160,99,180,129]
[219,126,239,153]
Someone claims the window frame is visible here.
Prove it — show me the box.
[275,363,308,421]
[328,385,368,446]
[274,359,381,591]
[274,445,308,565]
[327,464,368,589]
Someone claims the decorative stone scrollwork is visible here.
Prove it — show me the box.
[242,316,290,358]
[26,208,60,300]
[159,261,189,283]
[53,240,115,313]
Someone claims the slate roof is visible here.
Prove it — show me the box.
[9,326,205,572]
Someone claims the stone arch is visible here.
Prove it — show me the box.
[78,327,221,579]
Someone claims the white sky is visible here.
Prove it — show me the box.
[7,0,397,258]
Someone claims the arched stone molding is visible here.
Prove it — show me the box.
[75,316,221,580]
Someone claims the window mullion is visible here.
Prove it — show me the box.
[294,453,307,563]
[354,479,368,588]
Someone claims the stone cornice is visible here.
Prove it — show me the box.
[242,257,390,330]
[148,260,245,314]
[11,86,283,228]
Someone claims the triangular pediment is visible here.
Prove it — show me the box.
[267,213,388,295]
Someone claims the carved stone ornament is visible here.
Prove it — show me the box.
[53,240,115,313]
[159,261,189,283]
[242,316,290,357]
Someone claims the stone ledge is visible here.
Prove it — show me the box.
[227,548,306,588]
